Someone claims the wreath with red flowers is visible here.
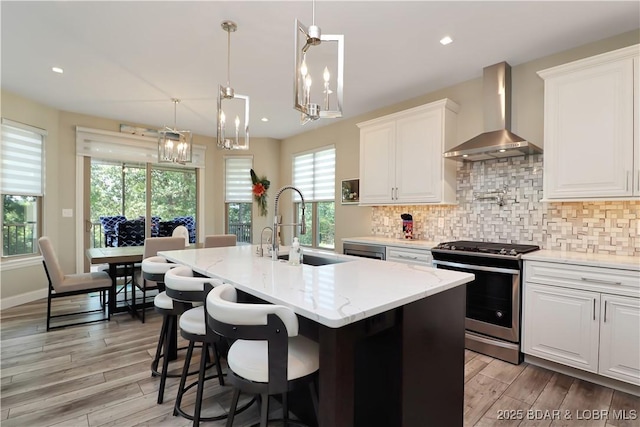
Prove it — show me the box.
[250,169,270,216]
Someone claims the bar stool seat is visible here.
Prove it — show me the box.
[179,306,206,335]
[154,291,174,310]
[228,336,318,383]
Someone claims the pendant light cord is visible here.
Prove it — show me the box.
[312,0,316,25]
[227,28,231,87]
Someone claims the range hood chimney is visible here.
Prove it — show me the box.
[444,62,542,161]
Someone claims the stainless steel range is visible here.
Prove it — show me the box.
[431,240,540,364]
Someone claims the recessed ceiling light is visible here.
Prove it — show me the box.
[462,154,468,158]
[261,117,269,122]
[440,36,453,46]
[499,149,506,153]
[52,67,64,74]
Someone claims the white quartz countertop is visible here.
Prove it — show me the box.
[159,245,473,328]
[342,236,438,250]
[523,250,640,271]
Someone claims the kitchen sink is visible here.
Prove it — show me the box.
[277,253,348,266]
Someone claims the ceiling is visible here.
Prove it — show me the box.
[2,1,639,140]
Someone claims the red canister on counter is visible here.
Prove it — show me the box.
[401,213,413,239]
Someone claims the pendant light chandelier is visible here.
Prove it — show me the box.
[294,0,344,125]
[217,20,250,150]
[158,98,192,164]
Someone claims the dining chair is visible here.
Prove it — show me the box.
[206,283,319,427]
[98,215,126,247]
[204,234,237,248]
[173,216,196,243]
[39,236,112,331]
[133,236,185,323]
[114,219,145,247]
[172,225,190,247]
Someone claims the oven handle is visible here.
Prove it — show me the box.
[432,260,520,275]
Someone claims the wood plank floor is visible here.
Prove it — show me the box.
[1,293,638,426]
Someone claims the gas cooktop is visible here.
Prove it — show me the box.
[433,240,540,256]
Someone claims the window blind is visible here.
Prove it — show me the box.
[76,126,206,168]
[225,157,253,202]
[1,119,46,196]
[293,146,335,202]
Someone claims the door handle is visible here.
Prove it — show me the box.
[603,300,607,323]
[85,219,93,233]
[593,298,596,321]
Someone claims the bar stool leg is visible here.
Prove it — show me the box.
[225,389,241,427]
[152,314,169,375]
[193,341,209,426]
[174,340,195,416]
[157,315,176,404]
[259,394,269,427]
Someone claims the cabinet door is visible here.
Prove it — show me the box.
[599,294,640,385]
[544,58,634,199]
[359,121,396,204]
[523,283,599,373]
[395,109,443,203]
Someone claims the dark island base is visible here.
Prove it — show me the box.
[318,284,466,427]
[239,284,466,427]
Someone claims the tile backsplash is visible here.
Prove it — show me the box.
[371,154,639,256]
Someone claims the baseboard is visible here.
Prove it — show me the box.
[525,355,640,397]
[0,288,48,311]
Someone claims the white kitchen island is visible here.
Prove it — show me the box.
[160,245,474,427]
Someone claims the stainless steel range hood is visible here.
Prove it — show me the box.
[444,62,542,161]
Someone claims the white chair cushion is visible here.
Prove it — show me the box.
[154,291,173,310]
[58,271,112,293]
[142,256,175,274]
[228,335,319,383]
[179,306,205,335]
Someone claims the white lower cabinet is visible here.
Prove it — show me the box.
[599,294,640,384]
[523,260,640,386]
[523,283,600,373]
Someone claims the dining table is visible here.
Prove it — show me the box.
[86,246,145,315]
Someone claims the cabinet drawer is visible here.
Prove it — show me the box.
[525,261,640,297]
[386,247,433,266]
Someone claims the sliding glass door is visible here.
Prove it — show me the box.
[89,159,196,249]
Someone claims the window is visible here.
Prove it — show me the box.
[1,119,46,258]
[293,146,335,249]
[225,157,253,243]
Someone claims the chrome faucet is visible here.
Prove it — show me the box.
[257,226,273,257]
[272,185,306,260]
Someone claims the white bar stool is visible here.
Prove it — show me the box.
[164,266,230,426]
[143,256,194,404]
[206,283,319,427]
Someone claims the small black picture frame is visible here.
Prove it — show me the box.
[341,179,359,204]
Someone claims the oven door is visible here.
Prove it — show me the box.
[433,260,521,343]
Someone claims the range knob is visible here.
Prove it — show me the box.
[450,245,456,251]
[495,311,504,319]
[509,249,518,256]
[499,248,507,255]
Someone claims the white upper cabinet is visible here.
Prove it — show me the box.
[538,45,639,200]
[358,99,459,205]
